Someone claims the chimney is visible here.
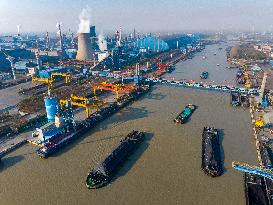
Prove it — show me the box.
[76,33,94,60]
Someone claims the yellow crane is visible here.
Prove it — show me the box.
[51,72,72,84]
[244,73,251,89]
[61,94,106,117]
[255,115,264,128]
[32,77,54,95]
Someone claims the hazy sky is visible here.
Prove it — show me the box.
[1,0,273,34]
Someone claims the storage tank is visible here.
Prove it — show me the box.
[44,97,58,122]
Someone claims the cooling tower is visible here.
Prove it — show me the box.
[76,33,94,60]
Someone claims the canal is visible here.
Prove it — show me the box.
[0,43,258,205]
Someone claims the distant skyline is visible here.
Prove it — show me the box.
[1,0,273,34]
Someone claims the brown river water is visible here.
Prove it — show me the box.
[0,43,258,205]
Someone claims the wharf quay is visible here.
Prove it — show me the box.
[249,97,273,205]
[145,77,258,95]
[0,131,32,158]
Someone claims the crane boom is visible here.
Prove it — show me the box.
[232,161,273,180]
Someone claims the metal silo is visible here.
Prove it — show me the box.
[44,97,58,122]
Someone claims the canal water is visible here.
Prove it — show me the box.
[0,43,258,205]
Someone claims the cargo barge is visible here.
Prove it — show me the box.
[201,127,223,177]
[244,173,270,205]
[231,91,241,106]
[36,86,150,158]
[85,130,144,189]
[174,104,196,124]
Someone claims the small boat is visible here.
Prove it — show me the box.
[174,104,196,124]
[202,56,207,59]
[200,71,209,79]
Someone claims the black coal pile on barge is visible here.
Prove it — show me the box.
[85,130,145,189]
[201,127,223,177]
[244,173,270,205]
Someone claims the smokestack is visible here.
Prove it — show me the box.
[76,33,94,60]
[115,30,120,47]
[17,25,21,36]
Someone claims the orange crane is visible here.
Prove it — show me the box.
[61,94,106,117]
[93,82,135,99]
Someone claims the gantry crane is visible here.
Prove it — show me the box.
[232,161,273,180]
[51,72,72,84]
[93,82,135,99]
[32,77,54,96]
[60,94,106,117]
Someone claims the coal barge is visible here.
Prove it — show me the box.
[201,127,223,177]
[85,130,145,189]
[174,104,196,124]
[36,85,150,158]
[244,173,270,205]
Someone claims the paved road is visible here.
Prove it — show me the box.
[0,81,33,110]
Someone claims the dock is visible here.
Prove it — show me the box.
[0,131,32,158]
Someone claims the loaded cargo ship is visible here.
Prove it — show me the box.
[231,91,241,106]
[85,130,145,189]
[174,104,196,124]
[201,127,223,177]
[244,173,270,205]
[35,86,150,158]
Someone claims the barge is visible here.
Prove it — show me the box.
[36,86,150,158]
[231,91,241,106]
[244,173,270,205]
[174,104,196,124]
[85,130,145,189]
[201,127,223,177]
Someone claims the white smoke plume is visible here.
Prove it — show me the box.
[78,7,91,33]
[17,25,21,33]
[56,22,62,35]
[98,33,107,51]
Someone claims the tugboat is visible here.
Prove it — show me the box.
[85,130,145,189]
[174,104,196,124]
[201,127,222,177]
[200,71,209,79]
